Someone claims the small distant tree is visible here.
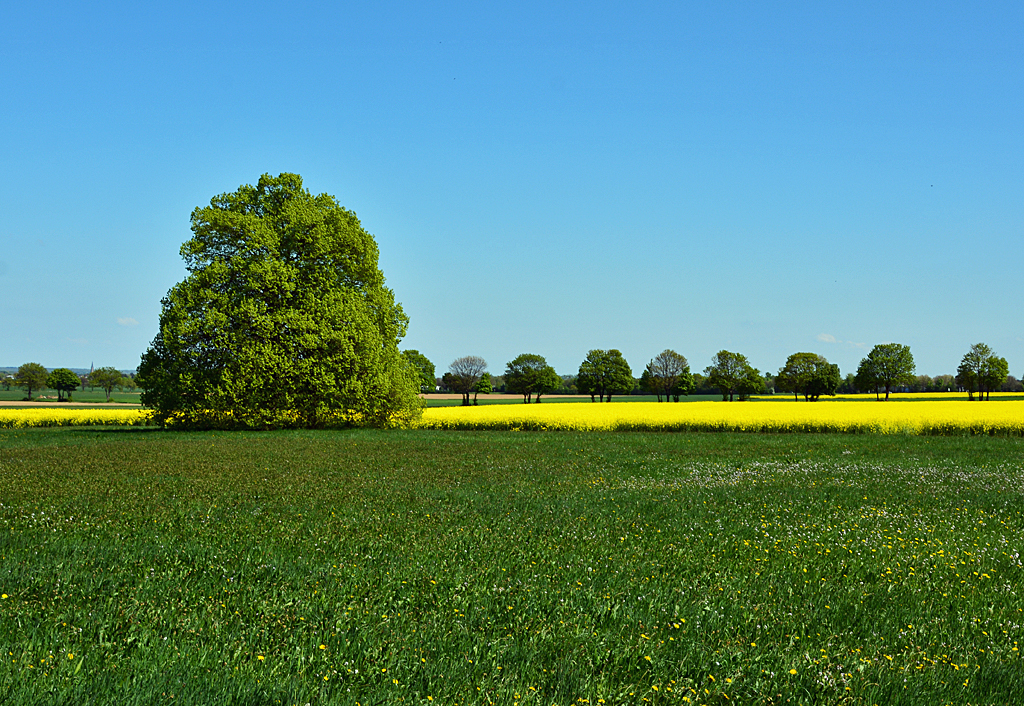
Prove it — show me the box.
[46,368,81,401]
[979,357,1008,400]
[403,350,437,394]
[704,351,759,401]
[855,358,880,399]
[577,349,633,402]
[776,352,841,401]
[447,356,487,406]
[1001,375,1024,393]
[932,374,954,392]
[89,367,124,402]
[15,363,48,400]
[737,364,766,401]
[957,343,988,400]
[1,375,12,391]
[644,350,693,402]
[957,343,1008,401]
[504,354,560,403]
[856,343,915,400]
[472,372,492,405]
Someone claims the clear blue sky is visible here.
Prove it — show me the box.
[2,1,1021,379]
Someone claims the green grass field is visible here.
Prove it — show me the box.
[0,388,142,405]
[1,429,1021,704]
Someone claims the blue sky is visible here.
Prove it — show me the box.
[2,1,1021,379]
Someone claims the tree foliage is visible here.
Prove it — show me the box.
[856,343,915,400]
[956,343,1009,401]
[15,362,48,400]
[136,173,421,429]
[89,367,125,402]
[577,350,633,402]
[776,352,841,401]
[45,367,80,401]
[473,372,493,405]
[403,350,437,394]
[446,356,487,406]
[644,350,693,402]
[704,351,760,401]
[504,354,560,403]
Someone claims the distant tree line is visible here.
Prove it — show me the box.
[412,342,1020,404]
[7,363,138,402]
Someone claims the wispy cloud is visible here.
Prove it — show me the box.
[817,333,837,343]
[117,317,139,327]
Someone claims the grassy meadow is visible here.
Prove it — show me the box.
[1,428,1022,704]
[0,388,142,405]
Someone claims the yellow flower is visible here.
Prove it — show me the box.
[789,669,797,674]
[319,644,326,650]
[257,655,265,661]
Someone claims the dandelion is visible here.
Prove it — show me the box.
[789,669,797,675]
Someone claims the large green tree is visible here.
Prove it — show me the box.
[45,368,81,401]
[577,350,633,402]
[857,343,915,400]
[403,350,437,394]
[776,352,841,401]
[704,351,760,401]
[644,349,693,402]
[136,173,421,429]
[14,362,48,400]
[504,353,560,403]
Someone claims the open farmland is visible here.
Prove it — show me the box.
[420,398,1024,435]
[1,428,1022,704]
[3,396,1024,435]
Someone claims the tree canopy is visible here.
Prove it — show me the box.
[504,354,561,403]
[89,367,125,402]
[136,173,421,429]
[445,356,488,406]
[956,343,1009,400]
[644,350,693,402]
[776,352,840,401]
[15,362,48,400]
[403,350,437,394]
[577,350,633,402]
[45,367,80,401]
[704,351,760,401]
[857,343,915,400]
[473,372,493,404]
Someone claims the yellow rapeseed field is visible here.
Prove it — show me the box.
[0,408,153,429]
[417,399,1024,435]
